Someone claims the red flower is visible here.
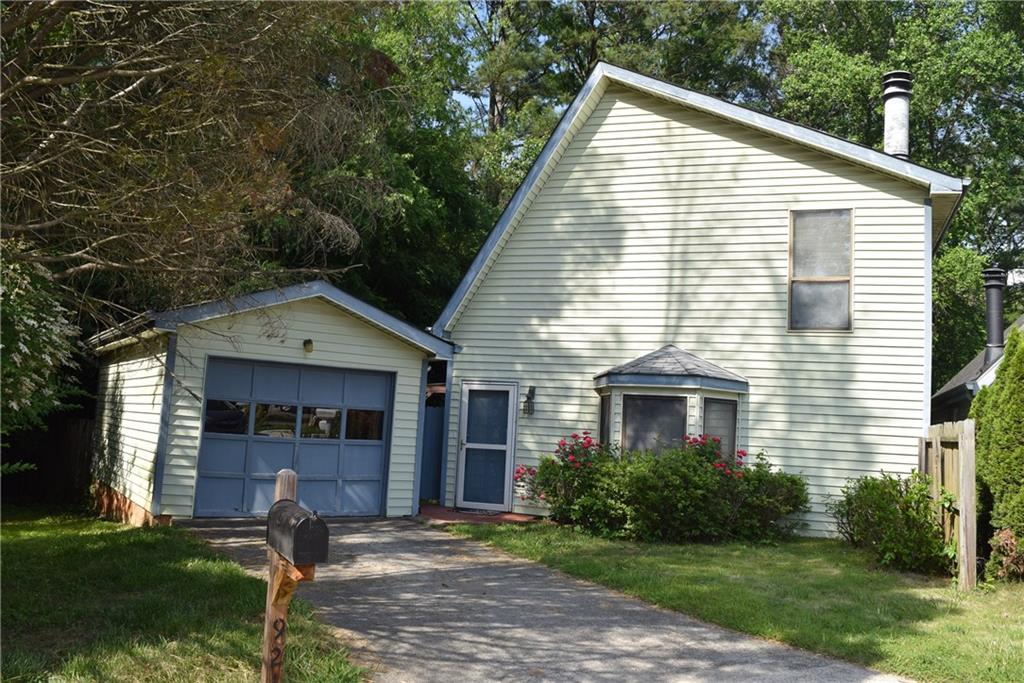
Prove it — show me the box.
[582,431,591,436]
[571,433,579,439]
[559,439,567,448]
[737,449,747,457]
[568,455,575,462]
[735,472,744,479]
[712,436,721,443]
[724,468,732,475]
[582,436,593,447]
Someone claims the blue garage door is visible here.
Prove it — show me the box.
[194,358,392,517]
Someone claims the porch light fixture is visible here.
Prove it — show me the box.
[302,338,314,353]
[522,386,536,416]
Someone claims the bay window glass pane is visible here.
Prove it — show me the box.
[253,404,296,437]
[204,400,250,434]
[790,281,851,330]
[623,396,687,452]
[793,209,851,277]
[301,407,341,439]
[346,409,385,440]
[703,399,738,459]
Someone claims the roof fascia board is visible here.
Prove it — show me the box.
[599,63,964,195]
[594,373,749,394]
[155,281,453,359]
[433,67,609,334]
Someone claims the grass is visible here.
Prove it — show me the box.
[451,522,1024,683]
[1,507,360,682]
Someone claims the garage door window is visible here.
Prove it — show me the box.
[204,400,250,434]
[253,404,297,437]
[301,407,341,439]
[346,409,385,440]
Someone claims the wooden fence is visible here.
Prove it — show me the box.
[919,419,976,590]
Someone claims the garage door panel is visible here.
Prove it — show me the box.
[250,441,295,475]
[301,368,344,405]
[206,360,253,399]
[195,358,391,517]
[297,443,340,476]
[298,480,338,513]
[195,476,245,515]
[342,480,381,515]
[342,444,383,478]
[253,364,300,402]
[248,479,278,514]
[345,372,389,408]
[199,438,246,474]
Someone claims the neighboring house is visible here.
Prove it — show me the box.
[932,268,1020,422]
[432,63,966,534]
[92,63,968,534]
[90,281,451,525]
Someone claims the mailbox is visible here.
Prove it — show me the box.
[266,499,329,565]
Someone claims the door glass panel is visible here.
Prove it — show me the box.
[204,400,250,434]
[345,409,385,440]
[466,389,509,444]
[253,404,296,437]
[463,448,506,504]
[301,407,341,439]
[623,396,687,452]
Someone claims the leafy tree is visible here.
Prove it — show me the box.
[932,246,988,390]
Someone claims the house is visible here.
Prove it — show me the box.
[932,267,1020,422]
[432,63,966,534]
[90,281,451,525]
[92,63,967,534]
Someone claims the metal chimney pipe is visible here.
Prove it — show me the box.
[983,267,1007,366]
[882,70,913,159]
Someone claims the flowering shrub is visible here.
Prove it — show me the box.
[519,432,809,542]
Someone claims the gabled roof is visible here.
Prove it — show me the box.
[434,61,968,335]
[933,315,1024,401]
[594,345,749,393]
[91,280,453,359]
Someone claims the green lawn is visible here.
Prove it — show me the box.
[1,508,360,682]
[452,522,1024,683]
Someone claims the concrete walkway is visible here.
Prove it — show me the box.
[188,518,906,683]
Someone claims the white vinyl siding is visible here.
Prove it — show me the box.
[95,337,168,512]
[159,297,426,518]
[445,85,928,534]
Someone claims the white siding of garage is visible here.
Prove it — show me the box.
[95,336,169,512]
[443,84,930,534]
[159,297,426,518]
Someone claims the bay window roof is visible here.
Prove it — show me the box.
[593,345,748,393]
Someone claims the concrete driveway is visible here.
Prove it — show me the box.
[188,518,905,683]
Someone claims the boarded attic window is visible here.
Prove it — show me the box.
[789,209,852,330]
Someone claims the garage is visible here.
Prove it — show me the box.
[90,281,452,524]
[195,359,393,516]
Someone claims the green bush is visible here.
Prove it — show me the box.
[827,471,953,574]
[970,327,1024,580]
[527,433,809,543]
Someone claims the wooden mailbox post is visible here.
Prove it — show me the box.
[262,469,329,682]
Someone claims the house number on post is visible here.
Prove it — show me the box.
[261,469,329,683]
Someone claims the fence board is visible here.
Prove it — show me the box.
[920,419,976,590]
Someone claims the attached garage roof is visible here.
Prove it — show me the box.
[90,280,453,359]
[594,344,749,393]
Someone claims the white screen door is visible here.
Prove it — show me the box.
[456,382,517,511]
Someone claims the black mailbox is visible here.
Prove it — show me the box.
[266,500,329,565]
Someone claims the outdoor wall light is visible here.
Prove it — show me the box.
[302,338,314,353]
[522,386,536,416]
